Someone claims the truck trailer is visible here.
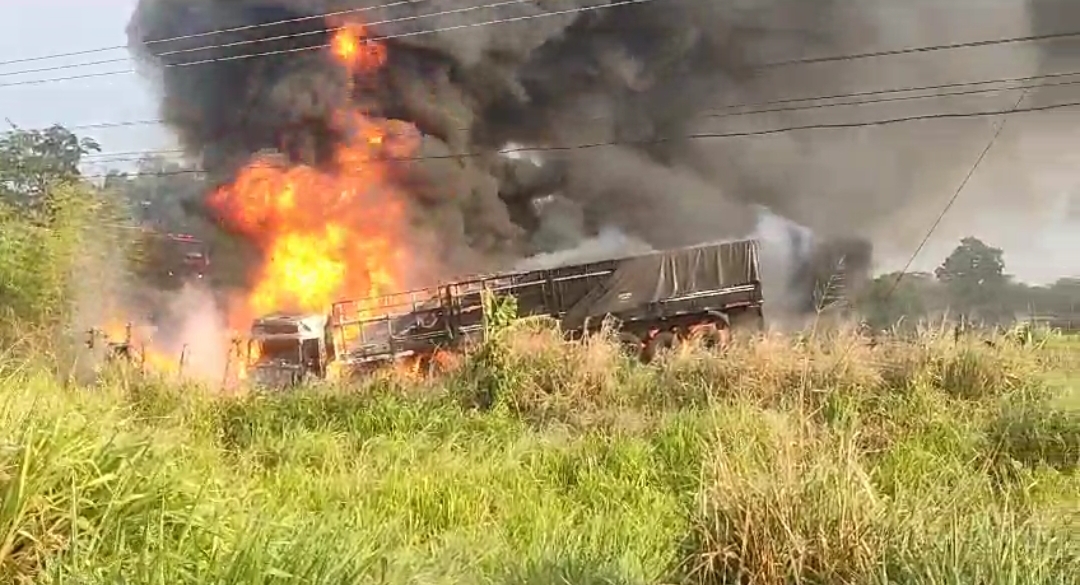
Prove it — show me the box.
[244,239,767,387]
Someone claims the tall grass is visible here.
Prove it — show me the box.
[1,325,1077,584]
[0,180,131,375]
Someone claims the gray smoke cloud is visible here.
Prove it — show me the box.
[125,0,1072,287]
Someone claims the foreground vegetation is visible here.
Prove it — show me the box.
[1,124,1078,583]
[1,324,1077,584]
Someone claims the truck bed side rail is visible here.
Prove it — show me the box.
[329,287,443,351]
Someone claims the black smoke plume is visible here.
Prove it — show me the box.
[128,1,851,265]
[127,0,1069,295]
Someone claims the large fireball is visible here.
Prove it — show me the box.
[207,23,417,325]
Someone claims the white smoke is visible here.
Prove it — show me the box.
[514,225,655,271]
[749,207,823,327]
[143,283,233,384]
[499,141,545,167]
[513,200,828,327]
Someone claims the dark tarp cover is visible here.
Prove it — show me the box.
[561,239,760,329]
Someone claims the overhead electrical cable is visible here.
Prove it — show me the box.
[6,9,1080,87]
[761,29,1080,68]
[83,148,185,160]
[0,0,552,79]
[714,69,1080,111]
[75,97,1080,178]
[71,69,1080,162]
[0,0,436,67]
[4,0,1080,70]
[707,74,1080,118]
[46,67,1080,132]
[882,90,1030,300]
[0,0,658,88]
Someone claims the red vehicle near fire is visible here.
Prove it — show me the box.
[167,233,210,280]
[119,225,211,282]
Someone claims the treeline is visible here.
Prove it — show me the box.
[858,236,1080,331]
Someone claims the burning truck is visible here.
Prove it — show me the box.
[121,7,879,389]
[240,235,869,388]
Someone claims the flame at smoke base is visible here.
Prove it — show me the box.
[98,284,238,385]
[206,22,419,326]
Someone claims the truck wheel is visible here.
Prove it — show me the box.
[416,354,433,376]
[689,323,731,350]
[617,332,645,360]
[419,349,452,376]
[644,331,680,362]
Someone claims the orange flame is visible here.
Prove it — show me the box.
[331,22,386,69]
[98,320,184,375]
[208,22,417,329]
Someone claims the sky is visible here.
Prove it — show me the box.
[0,0,1077,284]
[0,0,174,162]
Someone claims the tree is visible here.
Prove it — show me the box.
[857,271,935,330]
[0,124,100,210]
[934,237,1009,321]
[1039,278,1080,315]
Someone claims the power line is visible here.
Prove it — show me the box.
[0,69,133,88]
[83,148,185,160]
[883,91,1030,300]
[40,66,1080,136]
[0,0,657,88]
[0,0,433,67]
[715,69,1080,111]
[707,74,1080,119]
[61,119,167,132]
[77,97,1080,179]
[68,70,1080,163]
[12,1,1074,71]
[0,0,546,79]
[7,11,1080,89]
[761,29,1080,68]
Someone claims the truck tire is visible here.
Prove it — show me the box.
[617,331,645,361]
[418,349,452,376]
[688,322,730,350]
[644,331,680,362]
[416,353,434,377]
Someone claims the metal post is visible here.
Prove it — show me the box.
[222,339,233,389]
[178,344,188,377]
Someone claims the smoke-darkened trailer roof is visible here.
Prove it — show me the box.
[560,239,761,328]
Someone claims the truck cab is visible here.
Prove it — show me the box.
[246,313,331,387]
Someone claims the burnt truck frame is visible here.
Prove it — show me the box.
[325,239,766,372]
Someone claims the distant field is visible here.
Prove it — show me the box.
[2,325,1078,584]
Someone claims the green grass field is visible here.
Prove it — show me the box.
[1,326,1078,585]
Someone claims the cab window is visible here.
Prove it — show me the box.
[255,339,301,363]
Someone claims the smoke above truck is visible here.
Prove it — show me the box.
[124,0,891,318]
